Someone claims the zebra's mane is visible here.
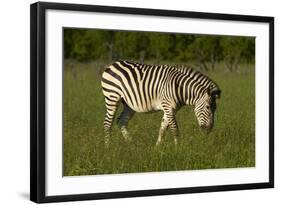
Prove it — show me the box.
[175,65,221,98]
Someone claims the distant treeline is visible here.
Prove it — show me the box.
[64,29,255,72]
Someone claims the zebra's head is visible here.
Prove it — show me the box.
[194,86,221,134]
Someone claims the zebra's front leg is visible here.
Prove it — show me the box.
[117,103,135,141]
[164,108,179,145]
[156,115,169,146]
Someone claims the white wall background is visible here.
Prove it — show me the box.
[0,0,279,204]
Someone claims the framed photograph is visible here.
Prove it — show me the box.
[30,1,274,203]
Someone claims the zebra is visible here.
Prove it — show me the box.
[101,60,221,146]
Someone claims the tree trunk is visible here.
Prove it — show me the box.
[225,59,233,72]
[108,43,113,61]
[233,54,241,72]
[156,50,161,64]
[196,49,209,71]
[105,42,114,61]
[70,61,77,79]
[210,50,216,72]
[139,50,145,63]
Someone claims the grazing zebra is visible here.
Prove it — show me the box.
[101,60,221,146]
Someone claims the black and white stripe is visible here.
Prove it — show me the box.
[101,60,221,146]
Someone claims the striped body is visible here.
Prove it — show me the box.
[101,60,221,146]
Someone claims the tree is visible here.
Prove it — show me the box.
[220,36,250,72]
[63,28,255,72]
[173,34,195,62]
[188,36,221,71]
[148,33,174,63]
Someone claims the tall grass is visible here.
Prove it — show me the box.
[63,62,255,176]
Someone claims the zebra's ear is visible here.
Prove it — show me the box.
[208,87,221,99]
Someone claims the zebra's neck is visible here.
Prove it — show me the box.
[174,68,215,106]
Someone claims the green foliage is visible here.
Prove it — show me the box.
[220,36,254,71]
[188,36,222,71]
[63,62,255,176]
[64,29,255,71]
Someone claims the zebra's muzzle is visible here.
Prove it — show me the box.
[200,124,213,134]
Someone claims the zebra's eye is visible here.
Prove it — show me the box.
[206,105,210,110]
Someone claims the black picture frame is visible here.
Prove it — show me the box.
[30,1,274,203]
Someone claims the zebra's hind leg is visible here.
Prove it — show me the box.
[156,115,169,146]
[117,103,135,141]
[103,96,120,147]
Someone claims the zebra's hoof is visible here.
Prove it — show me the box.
[156,141,162,146]
[104,142,110,149]
[124,136,132,142]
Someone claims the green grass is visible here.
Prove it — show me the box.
[63,61,255,176]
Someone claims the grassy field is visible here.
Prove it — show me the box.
[63,61,255,176]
